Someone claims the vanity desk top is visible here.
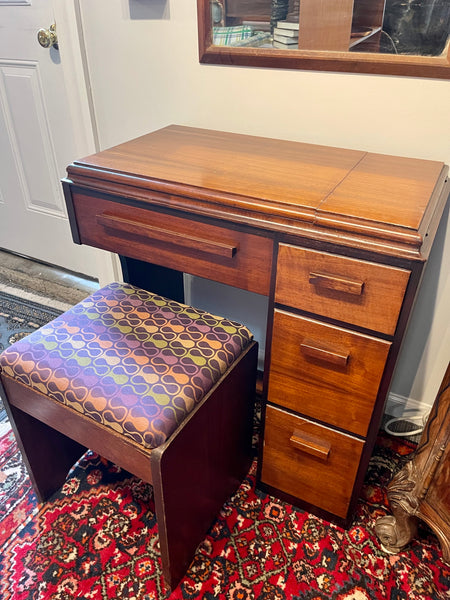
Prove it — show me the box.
[66,125,448,261]
[63,125,449,525]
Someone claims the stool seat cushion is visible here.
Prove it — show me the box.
[0,282,253,449]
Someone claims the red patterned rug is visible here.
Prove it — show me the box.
[0,429,448,600]
[0,428,37,549]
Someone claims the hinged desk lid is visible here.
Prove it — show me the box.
[66,125,449,260]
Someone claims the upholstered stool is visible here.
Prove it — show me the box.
[0,282,257,590]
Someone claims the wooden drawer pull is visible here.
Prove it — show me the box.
[289,430,331,461]
[300,341,349,367]
[309,272,364,296]
[97,212,238,259]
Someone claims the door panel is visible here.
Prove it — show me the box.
[0,0,106,278]
[0,62,65,216]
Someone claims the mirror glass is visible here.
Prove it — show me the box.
[199,0,450,78]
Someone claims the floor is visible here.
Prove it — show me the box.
[0,249,99,306]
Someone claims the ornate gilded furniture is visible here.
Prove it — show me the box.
[375,362,450,562]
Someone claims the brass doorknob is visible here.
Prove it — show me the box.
[37,23,58,49]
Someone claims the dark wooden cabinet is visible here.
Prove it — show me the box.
[63,125,449,527]
[375,363,450,562]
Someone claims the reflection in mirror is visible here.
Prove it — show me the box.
[382,0,449,56]
[197,0,450,79]
[209,0,449,56]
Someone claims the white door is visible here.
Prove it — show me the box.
[0,0,114,280]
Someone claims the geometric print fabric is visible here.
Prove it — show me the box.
[0,282,253,449]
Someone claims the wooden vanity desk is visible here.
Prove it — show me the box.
[63,125,449,527]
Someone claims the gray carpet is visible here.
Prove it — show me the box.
[0,249,98,306]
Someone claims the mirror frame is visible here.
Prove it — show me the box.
[197,0,450,79]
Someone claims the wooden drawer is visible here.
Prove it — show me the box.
[261,405,364,519]
[72,192,273,295]
[275,244,410,335]
[268,309,391,437]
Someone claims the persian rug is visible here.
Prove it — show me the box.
[0,428,37,547]
[0,290,65,425]
[0,289,448,599]
[0,433,448,600]
[0,289,66,351]
[0,289,64,546]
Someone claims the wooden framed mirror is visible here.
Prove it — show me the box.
[197,0,450,79]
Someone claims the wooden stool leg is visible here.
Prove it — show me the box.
[1,386,86,503]
[151,342,257,590]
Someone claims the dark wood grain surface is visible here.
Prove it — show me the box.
[63,125,449,526]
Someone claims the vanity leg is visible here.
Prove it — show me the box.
[119,255,184,302]
[375,460,419,554]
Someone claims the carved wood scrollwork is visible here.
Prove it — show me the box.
[374,460,419,554]
[375,363,450,563]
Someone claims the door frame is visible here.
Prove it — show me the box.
[53,0,121,285]
[53,0,98,160]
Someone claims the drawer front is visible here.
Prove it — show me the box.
[72,192,273,295]
[268,309,391,437]
[261,405,364,519]
[275,244,410,335]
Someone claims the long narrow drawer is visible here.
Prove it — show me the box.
[275,244,410,335]
[268,309,391,437]
[72,192,273,295]
[261,405,364,520]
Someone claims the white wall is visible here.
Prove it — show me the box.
[78,0,450,411]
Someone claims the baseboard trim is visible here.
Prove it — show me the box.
[385,392,433,419]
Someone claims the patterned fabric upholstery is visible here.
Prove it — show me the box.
[0,283,253,449]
